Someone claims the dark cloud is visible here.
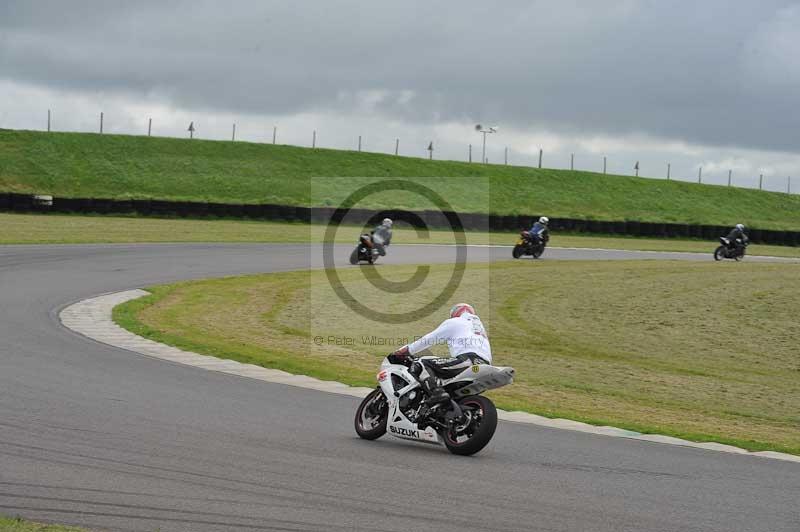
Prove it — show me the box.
[1,0,799,152]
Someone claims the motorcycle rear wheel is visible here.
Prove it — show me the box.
[443,395,498,456]
[713,246,725,261]
[512,245,524,259]
[354,388,388,440]
[349,248,359,265]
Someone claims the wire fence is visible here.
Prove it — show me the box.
[33,108,798,196]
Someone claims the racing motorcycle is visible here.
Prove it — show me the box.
[350,233,377,264]
[354,354,515,455]
[714,236,749,261]
[512,230,546,259]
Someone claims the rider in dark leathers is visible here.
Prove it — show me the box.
[725,223,748,252]
[528,216,550,244]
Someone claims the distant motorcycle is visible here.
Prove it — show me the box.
[354,354,515,455]
[350,233,377,264]
[714,236,748,261]
[512,230,546,259]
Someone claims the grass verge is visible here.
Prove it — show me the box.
[3,212,800,257]
[0,516,86,532]
[3,129,800,229]
[114,260,800,455]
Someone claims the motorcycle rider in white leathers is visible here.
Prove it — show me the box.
[390,303,491,405]
[371,218,393,257]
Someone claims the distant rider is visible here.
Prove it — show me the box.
[528,216,550,244]
[390,303,491,406]
[371,218,393,257]
[725,223,748,252]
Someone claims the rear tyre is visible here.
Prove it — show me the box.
[354,389,388,440]
[349,249,359,265]
[713,246,725,261]
[512,245,524,259]
[443,395,498,456]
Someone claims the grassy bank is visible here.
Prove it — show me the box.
[115,260,800,455]
[3,129,800,230]
[3,212,800,257]
[0,516,86,532]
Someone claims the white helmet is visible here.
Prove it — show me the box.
[382,218,393,227]
[539,216,549,225]
[735,223,745,231]
[450,303,475,318]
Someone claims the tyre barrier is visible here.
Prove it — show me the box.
[1,192,798,247]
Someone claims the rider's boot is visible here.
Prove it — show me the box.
[409,362,450,406]
[420,375,449,405]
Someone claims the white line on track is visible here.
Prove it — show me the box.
[399,243,800,261]
[59,289,800,463]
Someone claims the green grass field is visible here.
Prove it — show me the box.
[115,260,800,455]
[3,129,800,230]
[4,212,800,257]
[0,516,86,532]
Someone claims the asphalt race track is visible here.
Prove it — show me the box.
[0,244,798,532]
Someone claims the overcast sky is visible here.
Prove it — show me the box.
[2,0,799,192]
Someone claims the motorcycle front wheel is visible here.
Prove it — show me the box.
[354,388,388,440]
[532,245,544,259]
[349,248,359,265]
[713,246,726,261]
[512,245,524,259]
[443,395,498,456]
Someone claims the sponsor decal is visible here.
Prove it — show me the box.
[471,365,480,373]
[389,426,420,439]
[377,370,387,382]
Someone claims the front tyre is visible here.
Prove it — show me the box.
[532,245,544,259]
[443,395,498,456]
[354,388,388,440]
[713,246,725,261]
[349,248,359,265]
[512,245,524,259]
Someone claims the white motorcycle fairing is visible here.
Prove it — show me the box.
[444,363,515,398]
[376,361,443,445]
[375,357,515,445]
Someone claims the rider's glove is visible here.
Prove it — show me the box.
[387,351,412,366]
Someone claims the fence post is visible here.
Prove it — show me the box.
[47,109,51,132]
[788,176,791,194]
[148,118,152,137]
[728,169,732,186]
[698,166,702,183]
[759,174,763,190]
[468,144,472,163]
[667,163,671,180]
[232,123,236,141]
[100,112,104,134]
[358,135,361,152]
[570,153,574,170]
[312,130,316,148]
[395,138,399,155]
[505,147,508,165]
[538,148,543,169]
[272,126,277,144]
